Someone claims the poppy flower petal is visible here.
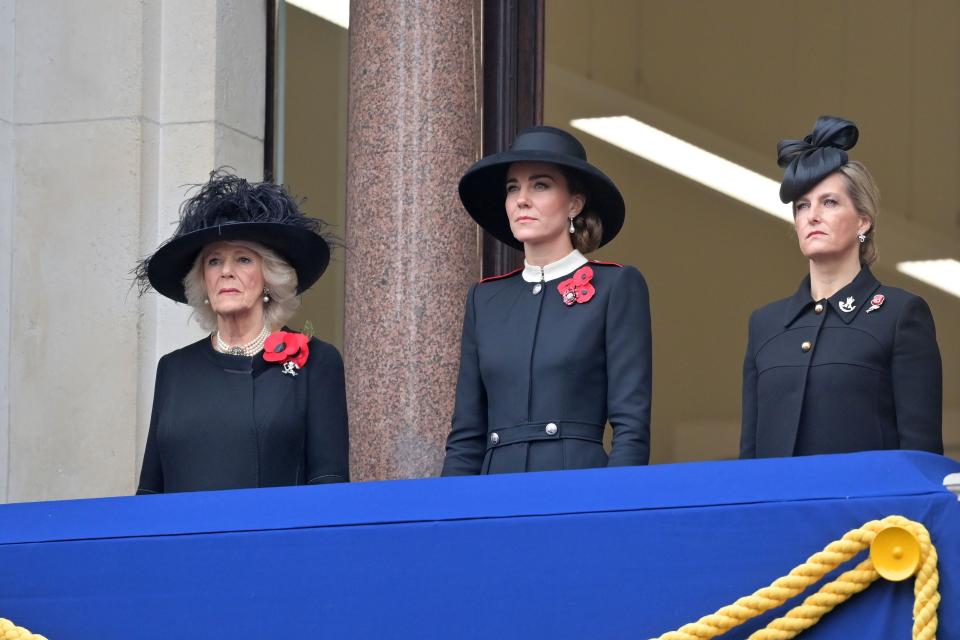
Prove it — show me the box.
[574,265,594,283]
[576,282,596,304]
[264,331,287,351]
[263,331,290,362]
[292,344,309,368]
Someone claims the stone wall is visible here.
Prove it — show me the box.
[0,0,266,502]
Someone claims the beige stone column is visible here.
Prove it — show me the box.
[344,0,482,480]
[0,0,265,503]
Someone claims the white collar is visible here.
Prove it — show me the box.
[522,249,588,283]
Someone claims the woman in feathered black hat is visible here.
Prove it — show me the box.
[740,116,942,458]
[135,170,348,493]
[441,126,651,475]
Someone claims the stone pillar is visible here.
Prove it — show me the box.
[0,0,14,503]
[345,0,482,480]
[0,0,264,503]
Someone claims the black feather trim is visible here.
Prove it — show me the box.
[133,168,338,296]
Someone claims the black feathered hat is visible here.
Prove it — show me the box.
[136,169,331,303]
[777,116,860,203]
[458,125,625,250]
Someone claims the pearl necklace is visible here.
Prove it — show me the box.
[215,325,270,357]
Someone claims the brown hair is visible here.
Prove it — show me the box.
[559,167,603,253]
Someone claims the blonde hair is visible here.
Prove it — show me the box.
[838,161,880,265]
[183,240,300,332]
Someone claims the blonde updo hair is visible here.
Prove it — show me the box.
[838,161,880,266]
[560,166,604,254]
[183,240,300,332]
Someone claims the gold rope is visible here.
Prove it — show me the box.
[655,515,939,640]
[0,618,48,640]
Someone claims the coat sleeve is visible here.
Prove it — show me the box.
[137,356,167,495]
[605,267,651,467]
[305,340,350,484]
[441,284,488,476]
[739,311,759,459]
[891,296,943,454]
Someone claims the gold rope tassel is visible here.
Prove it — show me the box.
[0,618,48,640]
[655,515,939,640]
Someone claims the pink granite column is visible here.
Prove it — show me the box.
[344,0,482,480]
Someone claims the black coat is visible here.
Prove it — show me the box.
[740,266,942,458]
[441,261,652,475]
[137,335,349,493]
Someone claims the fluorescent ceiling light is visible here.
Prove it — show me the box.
[896,259,960,298]
[571,116,793,222]
[286,0,349,29]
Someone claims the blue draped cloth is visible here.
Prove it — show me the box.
[1,451,958,639]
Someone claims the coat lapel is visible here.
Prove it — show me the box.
[827,266,881,324]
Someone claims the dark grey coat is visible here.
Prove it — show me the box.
[442,261,652,475]
[740,267,942,458]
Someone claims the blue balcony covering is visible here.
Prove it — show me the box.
[1,451,958,639]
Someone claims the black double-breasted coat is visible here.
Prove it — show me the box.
[441,255,652,475]
[137,335,349,494]
[740,267,942,458]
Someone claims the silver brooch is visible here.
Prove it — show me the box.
[532,282,542,295]
[281,362,300,377]
[839,296,856,313]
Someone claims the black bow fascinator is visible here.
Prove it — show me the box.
[135,169,332,303]
[777,116,860,203]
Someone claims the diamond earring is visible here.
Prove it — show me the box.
[858,233,866,243]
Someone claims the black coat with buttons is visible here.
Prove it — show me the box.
[441,262,652,475]
[740,266,943,458]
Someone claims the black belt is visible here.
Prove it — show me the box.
[486,421,604,450]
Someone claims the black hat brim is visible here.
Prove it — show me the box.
[458,150,625,251]
[146,222,331,303]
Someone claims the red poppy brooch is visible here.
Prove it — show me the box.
[865,294,885,314]
[557,265,595,306]
[264,331,310,376]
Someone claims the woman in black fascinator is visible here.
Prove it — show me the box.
[739,116,942,458]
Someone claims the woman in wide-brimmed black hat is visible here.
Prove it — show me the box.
[442,126,652,475]
[740,116,942,459]
[135,169,348,493]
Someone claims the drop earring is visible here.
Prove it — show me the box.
[569,217,576,234]
[263,288,271,303]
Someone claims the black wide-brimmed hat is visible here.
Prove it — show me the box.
[777,116,860,203]
[458,125,625,250]
[136,170,331,303]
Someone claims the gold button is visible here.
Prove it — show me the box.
[814,303,824,314]
[801,341,813,352]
